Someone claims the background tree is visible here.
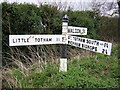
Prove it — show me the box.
[39,4,62,34]
[91,0,118,17]
[1,1,119,66]
[91,0,119,42]
[117,0,120,16]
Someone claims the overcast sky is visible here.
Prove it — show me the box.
[0,0,118,11]
[0,0,94,11]
[0,0,117,4]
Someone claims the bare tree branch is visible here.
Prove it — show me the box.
[91,0,119,17]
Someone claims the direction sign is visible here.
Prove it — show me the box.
[9,35,63,46]
[8,14,113,73]
[67,26,87,35]
[68,35,112,55]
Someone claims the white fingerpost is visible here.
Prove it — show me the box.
[59,14,68,72]
[9,35,63,46]
[8,14,113,73]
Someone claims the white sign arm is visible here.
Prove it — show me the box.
[68,35,112,55]
[9,35,63,46]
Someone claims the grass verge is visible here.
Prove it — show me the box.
[2,45,120,88]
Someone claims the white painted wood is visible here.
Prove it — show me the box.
[68,35,112,55]
[59,58,67,72]
[62,22,68,44]
[68,26,87,35]
[9,35,63,46]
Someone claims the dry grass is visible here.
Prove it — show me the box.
[2,44,93,88]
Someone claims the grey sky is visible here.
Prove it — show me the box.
[0,0,118,11]
[0,0,117,4]
[0,0,94,11]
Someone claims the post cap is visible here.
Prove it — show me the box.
[62,14,68,22]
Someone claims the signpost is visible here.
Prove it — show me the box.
[9,14,112,72]
[68,35,112,56]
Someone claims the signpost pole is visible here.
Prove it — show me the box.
[59,14,68,72]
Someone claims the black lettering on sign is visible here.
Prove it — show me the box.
[68,41,73,45]
[86,39,99,46]
[75,29,79,33]
[68,41,81,47]
[13,39,16,43]
[73,37,85,43]
[96,42,99,46]
[13,38,29,43]
[73,37,76,41]
[68,29,71,33]
[25,38,29,42]
[68,41,70,44]
[68,28,74,33]
[49,38,52,41]
[35,38,52,42]
[18,38,20,42]
[68,36,71,39]
[86,39,89,44]
[95,47,97,52]
[82,44,97,51]
[104,43,108,48]
[83,39,85,43]
[35,38,39,42]
[74,42,80,47]
[21,38,24,42]
[102,49,108,54]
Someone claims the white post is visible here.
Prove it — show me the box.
[59,58,67,72]
[59,14,68,72]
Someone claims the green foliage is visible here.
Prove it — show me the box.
[98,16,118,42]
[3,45,119,88]
[39,5,62,34]
[55,46,119,88]
[29,72,48,88]
[112,45,120,58]
[2,2,63,65]
[2,2,43,65]
[2,2,118,66]
[65,10,100,39]
[2,2,43,35]
[2,2,119,88]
